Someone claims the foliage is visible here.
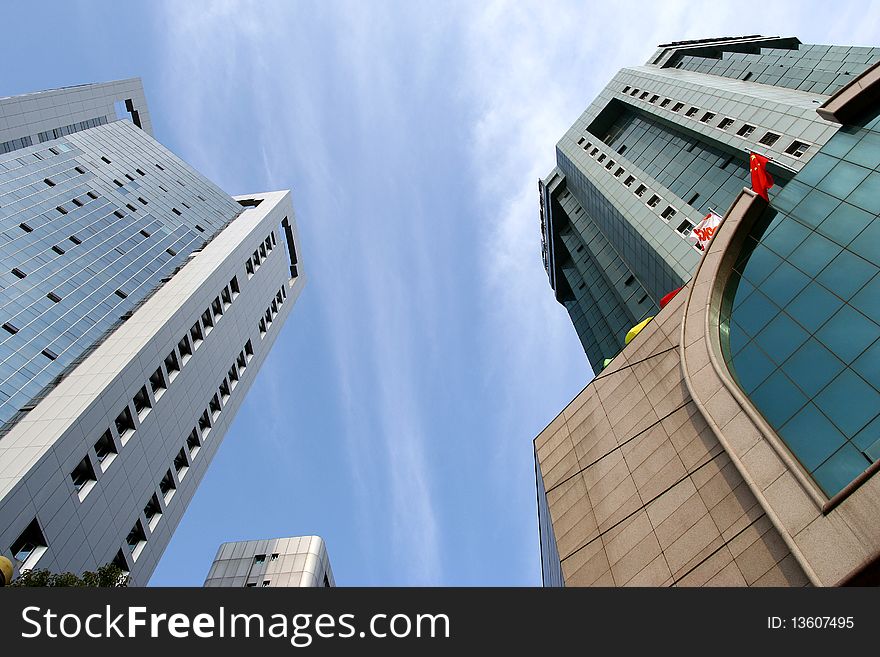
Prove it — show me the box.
[9,562,129,587]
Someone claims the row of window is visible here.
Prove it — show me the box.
[123,338,255,567]
[620,84,811,158]
[574,135,702,248]
[259,286,288,338]
[245,230,278,278]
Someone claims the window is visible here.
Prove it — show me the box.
[254,554,266,564]
[685,107,699,117]
[12,268,26,279]
[759,132,780,147]
[624,275,635,286]
[660,98,671,108]
[661,206,677,221]
[221,286,232,308]
[646,194,661,208]
[616,144,626,155]
[137,197,148,206]
[219,379,231,403]
[11,519,47,567]
[75,166,86,174]
[165,350,181,382]
[688,192,700,206]
[72,197,83,207]
[589,147,599,157]
[87,191,99,199]
[597,153,606,163]
[623,175,636,187]
[115,289,128,299]
[70,455,97,499]
[700,111,715,123]
[115,406,136,443]
[639,91,649,100]
[230,276,240,298]
[212,297,223,319]
[173,448,189,481]
[20,222,33,233]
[172,207,182,215]
[186,429,201,460]
[47,292,61,303]
[42,348,58,361]
[52,245,66,255]
[577,136,585,145]
[246,259,255,278]
[785,140,810,157]
[94,430,118,471]
[126,519,147,560]
[671,102,684,112]
[245,340,254,361]
[125,173,135,181]
[112,550,130,576]
[3,322,18,335]
[149,367,167,400]
[649,94,659,104]
[136,168,146,176]
[634,184,647,197]
[159,469,176,504]
[201,309,214,334]
[622,85,631,93]
[262,581,270,587]
[604,159,614,170]
[237,351,247,372]
[259,318,267,336]
[189,321,203,349]
[677,219,695,236]
[228,365,239,389]
[139,229,151,238]
[199,410,212,438]
[718,117,734,130]
[742,71,753,81]
[246,583,257,587]
[209,394,221,419]
[736,124,755,138]
[101,156,112,164]
[144,494,162,530]
[629,88,639,96]
[69,235,82,245]
[178,335,193,364]
[166,248,177,256]
[113,179,124,187]
[271,553,279,561]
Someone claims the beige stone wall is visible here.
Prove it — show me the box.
[535,282,809,586]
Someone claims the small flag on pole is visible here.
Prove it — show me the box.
[689,211,723,251]
[750,151,774,200]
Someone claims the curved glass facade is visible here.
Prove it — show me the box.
[721,108,880,498]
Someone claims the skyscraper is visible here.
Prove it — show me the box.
[540,36,880,370]
[204,536,334,588]
[535,40,880,587]
[0,79,304,585]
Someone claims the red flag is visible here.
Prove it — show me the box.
[659,287,683,309]
[750,151,774,201]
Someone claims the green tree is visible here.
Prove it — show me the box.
[10,563,128,587]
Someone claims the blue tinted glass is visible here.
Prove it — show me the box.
[778,403,846,471]
[848,171,880,213]
[750,370,807,427]
[853,413,880,453]
[733,289,779,336]
[730,340,775,392]
[813,443,871,497]
[761,217,811,257]
[816,304,880,364]
[815,368,880,437]
[728,319,750,356]
[754,312,809,364]
[852,337,880,387]
[791,189,840,230]
[817,203,874,247]
[795,153,836,188]
[820,160,871,200]
[815,249,877,300]
[786,282,844,333]
[760,260,812,306]
[738,243,782,286]
[788,231,842,277]
[845,130,880,170]
[847,217,880,264]
[852,273,880,325]
[781,338,846,397]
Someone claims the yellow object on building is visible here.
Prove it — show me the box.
[625,316,654,345]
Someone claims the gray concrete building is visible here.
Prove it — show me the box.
[204,536,334,588]
[540,36,880,370]
[536,41,880,586]
[0,79,304,585]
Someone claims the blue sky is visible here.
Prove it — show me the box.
[3,0,877,585]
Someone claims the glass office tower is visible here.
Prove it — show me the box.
[0,80,305,585]
[540,36,880,370]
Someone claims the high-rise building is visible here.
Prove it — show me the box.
[0,79,304,585]
[535,40,880,587]
[204,536,334,588]
[540,36,880,370]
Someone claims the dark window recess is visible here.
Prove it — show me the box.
[785,140,810,157]
[136,168,146,176]
[115,406,135,436]
[190,321,203,345]
[126,204,137,212]
[212,297,223,318]
[155,163,165,170]
[70,456,96,492]
[69,235,82,245]
[112,550,129,574]
[166,248,177,256]
[759,132,780,147]
[677,220,694,235]
[125,520,146,554]
[624,275,635,286]
[198,410,211,434]
[11,519,47,563]
[125,173,135,181]
[186,429,201,456]
[101,156,111,164]
[56,206,68,215]
[201,309,213,330]
[12,268,26,279]
[221,286,232,307]
[688,193,700,205]
[721,155,734,170]
[19,223,33,233]
[245,340,254,359]
[133,386,151,415]
[42,348,58,360]
[281,216,299,278]
[718,117,734,130]
[174,448,189,475]
[617,144,627,155]
[237,351,247,370]
[72,198,83,207]
[95,430,117,465]
[578,283,585,290]
[43,178,55,187]
[172,208,181,216]
[114,210,125,219]
[2,322,18,335]
[47,292,62,303]
[87,191,99,199]
[736,124,755,138]
[115,289,128,299]
[144,494,162,524]
[576,245,584,253]
[209,394,221,416]
[139,229,151,238]
[164,349,180,377]
[159,470,176,499]
[638,294,648,304]
[113,179,123,187]
[742,71,753,81]
[230,276,240,296]
[137,197,148,205]
[228,365,239,384]
[178,334,192,359]
[195,225,204,232]
[75,166,86,174]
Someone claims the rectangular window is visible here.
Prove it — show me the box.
[660,206,677,221]
[228,365,239,389]
[230,276,240,297]
[144,494,162,530]
[172,207,182,215]
[47,292,61,303]
[639,91,649,99]
[622,85,631,93]
[115,406,136,443]
[94,430,118,471]
[646,194,661,208]
[42,348,58,361]
[20,222,33,233]
[173,448,189,481]
[189,321,203,348]
[219,379,231,403]
[237,351,247,372]
[212,297,223,319]
[186,428,201,460]
[12,268,26,279]
[671,102,684,112]
[126,519,147,561]
[604,159,614,170]
[649,94,659,104]
[660,98,671,108]
[784,140,810,157]
[149,367,167,400]
[677,219,695,236]
[245,340,254,362]
[577,136,585,145]
[759,132,780,147]
[736,124,755,138]
[623,175,635,187]
[597,153,606,163]
[221,286,232,308]
[69,235,82,245]
[717,117,734,130]
[164,350,181,381]
[201,309,214,334]
[254,554,266,564]
[72,197,84,207]
[209,393,221,420]
[589,147,599,157]
[11,519,47,567]
[2,322,17,335]
[634,184,647,197]
[159,469,176,504]
[115,289,128,299]
[52,245,66,255]
[629,88,639,96]
[70,455,97,499]
[198,410,212,439]
[700,111,715,123]
[685,107,699,117]
[246,258,255,277]
[259,317,267,337]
